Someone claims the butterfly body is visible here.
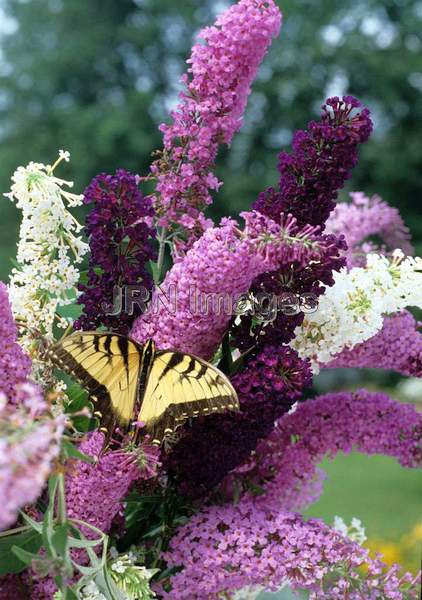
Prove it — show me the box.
[48,332,239,443]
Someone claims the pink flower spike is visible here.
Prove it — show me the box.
[150,0,281,245]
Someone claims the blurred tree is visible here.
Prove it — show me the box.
[0,0,421,280]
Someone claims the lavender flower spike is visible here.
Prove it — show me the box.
[131,211,334,359]
[0,281,31,400]
[327,311,422,377]
[151,0,281,240]
[226,389,422,513]
[0,383,65,531]
[326,191,414,267]
[65,431,160,539]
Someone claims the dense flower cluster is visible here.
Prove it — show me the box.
[75,169,156,334]
[254,96,373,228]
[233,231,347,350]
[326,191,414,267]
[150,0,281,240]
[0,383,65,531]
[165,345,312,496]
[327,311,422,377]
[6,151,88,351]
[233,98,374,351]
[131,211,334,359]
[226,390,422,513]
[0,282,31,399]
[65,431,160,540]
[292,251,422,369]
[163,500,419,599]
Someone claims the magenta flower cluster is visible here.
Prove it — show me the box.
[327,311,422,377]
[0,282,31,399]
[132,211,332,359]
[2,0,421,598]
[227,389,422,513]
[163,500,419,599]
[326,191,414,267]
[151,0,281,239]
[65,431,160,544]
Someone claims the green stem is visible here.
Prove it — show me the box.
[155,226,168,285]
[0,525,31,538]
[57,473,67,525]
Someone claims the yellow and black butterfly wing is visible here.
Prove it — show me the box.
[49,332,143,433]
[138,350,239,442]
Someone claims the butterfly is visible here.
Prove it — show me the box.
[48,332,239,444]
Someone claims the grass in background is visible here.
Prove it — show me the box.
[305,452,422,574]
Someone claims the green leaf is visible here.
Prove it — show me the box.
[0,530,42,575]
[56,303,83,320]
[65,383,89,408]
[20,512,43,533]
[11,544,40,567]
[42,476,59,552]
[52,523,70,556]
[71,415,94,433]
[62,439,95,464]
[64,588,79,600]
[142,524,165,539]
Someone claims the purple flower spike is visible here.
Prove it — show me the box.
[75,169,157,334]
[254,95,373,228]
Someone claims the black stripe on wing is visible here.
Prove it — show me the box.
[49,343,117,434]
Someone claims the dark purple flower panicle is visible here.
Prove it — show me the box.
[165,345,312,498]
[233,231,347,350]
[75,170,156,334]
[233,96,372,351]
[254,96,373,228]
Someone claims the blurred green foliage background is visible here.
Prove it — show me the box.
[0,0,420,594]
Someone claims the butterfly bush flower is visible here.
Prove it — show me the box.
[6,151,88,355]
[0,383,65,531]
[326,191,414,267]
[166,344,312,496]
[234,96,373,350]
[131,211,335,359]
[75,169,156,334]
[150,0,281,240]
[327,311,422,377]
[65,431,160,542]
[0,282,31,399]
[292,251,422,370]
[162,499,419,599]
[226,390,422,513]
[0,575,25,600]
[254,96,373,228]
